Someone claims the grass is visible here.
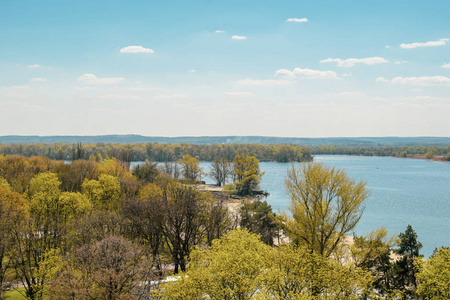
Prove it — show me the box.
[3,288,27,300]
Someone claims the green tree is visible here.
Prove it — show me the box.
[280,162,367,257]
[415,247,450,299]
[154,229,270,300]
[240,200,278,246]
[82,174,122,211]
[233,153,264,195]
[350,227,397,293]
[154,229,375,300]
[391,225,422,295]
[0,187,29,298]
[179,154,202,182]
[132,160,160,183]
[425,150,435,159]
[260,244,375,299]
[161,182,209,273]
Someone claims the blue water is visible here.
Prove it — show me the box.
[198,156,450,257]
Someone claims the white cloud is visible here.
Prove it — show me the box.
[320,57,388,67]
[442,62,450,68]
[394,61,408,64]
[391,76,450,86]
[30,77,47,82]
[215,30,225,33]
[342,72,352,77]
[412,88,423,92]
[286,18,308,23]
[78,74,125,85]
[188,69,196,73]
[120,45,155,53]
[375,77,389,82]
[385,45,391,49]
[236,79,289,86]
[400,38,449,49]
[275,68,338,79]
[28,64,40,68]
[232,35,247,40]
[224,92,254,97]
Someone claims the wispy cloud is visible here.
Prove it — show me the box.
[236,79,289,87]
[326,91,363,97]
[215,30,226,33]
[188,69,196,73]
[391,76,450,86]
[320,57,388,67]
[385,45,391,49]
[232,35,247,40]
[286,18,308,23]
[30,77,47,82]
[120,45,155,53]
[78,74,125,85]
[224,92,254,97]
[275,68,338,79]
[400,38,449,49]
[9,85,31,90]
[442,62,450,68]
[375,77,389,83]
[394,61,408,64]
[28,64,40,68]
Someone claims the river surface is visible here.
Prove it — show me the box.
[135,156,450,256]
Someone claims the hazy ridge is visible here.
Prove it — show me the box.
[1,135,450,146]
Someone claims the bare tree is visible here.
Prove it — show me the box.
[209,158,232,186]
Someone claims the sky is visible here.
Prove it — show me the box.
[0,0,449,137]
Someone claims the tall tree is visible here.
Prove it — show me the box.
[209,158,232,186]
[161,182,208,273]
[178,154,202,182]
[0,187,29,298]
[233,153,263,195]
[280,162,367,257]
[391,225,423,295]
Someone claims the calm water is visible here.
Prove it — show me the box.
[135,156,450,256]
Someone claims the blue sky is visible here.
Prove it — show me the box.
[1,0,449,137]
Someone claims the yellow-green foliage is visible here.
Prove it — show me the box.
[28,172,62,217]
[415,248,450,299]
[82,174,121,210]
[0,176,11,190]
[281,162,367,257]
[178,154,202,182]
[137,183,163,201]
[222,183,237,195]
[154,229,375,300]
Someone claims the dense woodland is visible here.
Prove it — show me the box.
[0,154,449,299]
[1,142,449,164]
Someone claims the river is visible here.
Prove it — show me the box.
[136,155,450,256]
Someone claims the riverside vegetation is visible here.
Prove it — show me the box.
[0,152,448,299]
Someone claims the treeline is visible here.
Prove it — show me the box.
[2,142,450,164]
[312,144,450,158]
[0,142,313,163]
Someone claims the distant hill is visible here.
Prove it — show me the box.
[1,135,449,146]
